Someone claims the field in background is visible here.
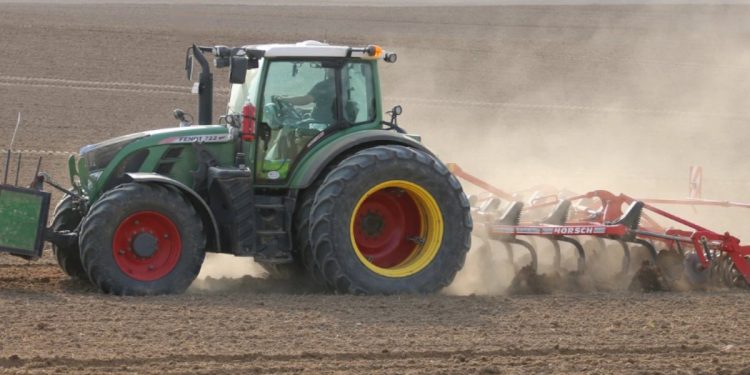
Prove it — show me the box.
[1,3,750,374]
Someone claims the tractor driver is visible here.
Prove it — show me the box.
[274,69,336,125]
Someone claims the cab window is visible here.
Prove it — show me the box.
[256,61,336,182]
[342,62,375,124]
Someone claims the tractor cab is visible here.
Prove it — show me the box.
[192,41,396,183]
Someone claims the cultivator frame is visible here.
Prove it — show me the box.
[449,163,750,290]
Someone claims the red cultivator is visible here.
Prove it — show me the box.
[448,164,750,292]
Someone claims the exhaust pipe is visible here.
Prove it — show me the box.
[188,45,213,125]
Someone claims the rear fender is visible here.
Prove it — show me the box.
[290,130,433,189]
[123,172,221,252]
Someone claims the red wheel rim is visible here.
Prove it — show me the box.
[112,211,182,281]
[352,187,421,268]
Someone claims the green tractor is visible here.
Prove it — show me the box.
[0,41,472,295]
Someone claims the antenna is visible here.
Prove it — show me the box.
[9,112,20,152]
[3,113,22,185]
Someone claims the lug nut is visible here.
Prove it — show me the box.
[134,220,140,225]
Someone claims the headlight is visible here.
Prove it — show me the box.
[79,133,148,171]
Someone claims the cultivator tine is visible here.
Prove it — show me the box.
[558,237,586,272]
[545,238,562,271]
[494,201,539,272]
[628,238,667,291]
[617,240,631,276]
[542,200,571,272]
[675,240,684,257]
[502,242,515,267]
[512,239,538,272]
[634,239,658,264]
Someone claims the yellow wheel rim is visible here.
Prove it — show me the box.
[349,180,443,278]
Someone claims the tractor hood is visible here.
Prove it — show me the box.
[79,125,231,171]
[79,132,149,171]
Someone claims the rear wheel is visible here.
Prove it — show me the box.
[79,183,206,295]
[292,176,329,287]
[309,145,472,294]
[51,195,87,280]
[262,169,337,288]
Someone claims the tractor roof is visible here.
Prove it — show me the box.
[243,40,394,61]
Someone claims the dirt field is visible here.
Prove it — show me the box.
[2,2,750,374]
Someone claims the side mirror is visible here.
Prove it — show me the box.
[229,51,249,84]
[173,108,192,127]
[392,105,402,116]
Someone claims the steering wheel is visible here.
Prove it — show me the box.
[272,96,305,123]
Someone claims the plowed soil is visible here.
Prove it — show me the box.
[2,2,750,374]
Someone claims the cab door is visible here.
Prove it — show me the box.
[255,60,338,183]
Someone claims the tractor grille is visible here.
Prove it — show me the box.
[154,146,184,175]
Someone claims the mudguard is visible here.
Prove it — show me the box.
[124,172,221,252]
[290,129,433,189]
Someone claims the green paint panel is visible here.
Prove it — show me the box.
[0,188,45,252]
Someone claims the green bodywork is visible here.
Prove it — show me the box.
[0,50,426,258]
[67,56,396,202]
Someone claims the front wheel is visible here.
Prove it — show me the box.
[51,194,87,280]
[79,183,206,295]
[309,145,472,294]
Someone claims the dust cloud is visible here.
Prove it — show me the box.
[190,254,267,292]
[375,5,750,295]
[184,5,750,295]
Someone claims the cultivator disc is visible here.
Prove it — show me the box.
[448,163,750,293]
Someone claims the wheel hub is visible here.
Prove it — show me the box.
[132,232,158,258]
[112,211,182,282]
[360,211,385,237]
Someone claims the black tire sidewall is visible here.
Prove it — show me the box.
[52,195,87,279]
[80,183,205,295]
[313,146,471,293]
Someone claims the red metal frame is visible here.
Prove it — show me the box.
[448,163,750,283]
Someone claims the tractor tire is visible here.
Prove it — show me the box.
[260,166,336,289]
[309,145,472,294]
[79,183,206,295]
[51,194,88,280]
[292,177,329,288]
[261,173,331,287]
